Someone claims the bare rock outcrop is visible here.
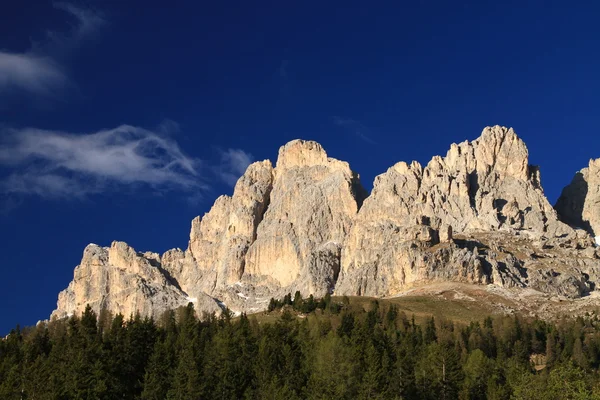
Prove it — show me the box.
[556,158,600,241]
[336,126,583,296]
[162,160,274,301]
[51,241,221,321]
[242,140,366,297]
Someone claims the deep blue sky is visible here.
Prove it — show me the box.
[1,1,599,334]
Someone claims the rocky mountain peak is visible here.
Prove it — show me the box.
[242,138,365,296]
[336,126,586,297]
[51,240,216,321]
[471,125,529,181]
[80,243,108,266]
[275,139,329,170]
[362,126,559,237]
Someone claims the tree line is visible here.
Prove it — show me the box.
[3,293,600,399]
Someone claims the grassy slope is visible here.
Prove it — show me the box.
[247,285,503,328]
[246,282,600,327]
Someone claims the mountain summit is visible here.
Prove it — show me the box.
[52,126,600,320]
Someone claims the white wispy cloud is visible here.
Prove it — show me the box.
[216,149,254,186]
[0,3,105,96]
[0,53,67,96]
[333,116,377,144]
[0,125,205,198]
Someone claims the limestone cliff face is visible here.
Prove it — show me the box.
[52,127,600,321]
[52,141,365,319]
[243,140,365,296]
[51,241,221,321]
[349,126,565,235]
[335,126,585,296]
[556,158,600,239]
[162,160,274,300]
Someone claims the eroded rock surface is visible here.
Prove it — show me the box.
[51,241,221,321]
[336,126,592,297]
[164,160,274,300]
[243,140,366,296]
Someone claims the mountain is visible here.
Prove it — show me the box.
[51,126,600,321]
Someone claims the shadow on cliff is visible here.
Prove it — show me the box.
[145,256,185,293]
[351,171,369,210]
[555,171,593,235]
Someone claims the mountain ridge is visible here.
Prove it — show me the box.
[51,126,600,321]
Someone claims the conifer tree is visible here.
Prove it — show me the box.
[142,338,174,400]
[424,316,437,344]
[461,349,492,400]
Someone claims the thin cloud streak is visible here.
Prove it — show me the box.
[0,53,66,96]
[0,3,105,96]
[0,125,205,199]
[332,116,378,145]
